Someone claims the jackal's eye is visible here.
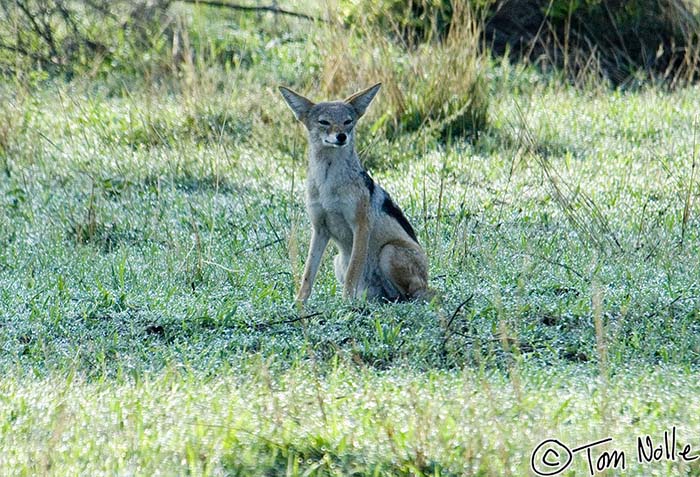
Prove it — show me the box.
[318,119,330,126]
[343,119,353,125]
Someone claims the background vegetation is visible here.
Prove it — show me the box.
[2,0,700,475]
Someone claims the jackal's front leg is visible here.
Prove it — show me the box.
[343,198,370,299]
[297,227,329,304]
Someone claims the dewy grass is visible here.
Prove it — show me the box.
[1,3,700,474]
[2,365,700,476]
[1,79,700,475]
[3,83,700,369]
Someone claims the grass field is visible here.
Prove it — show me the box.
[2,2,700,476]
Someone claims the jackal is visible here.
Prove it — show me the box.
[279,83,431,303]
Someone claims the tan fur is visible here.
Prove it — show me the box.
[343,195,370,298]
[278,83,432,303]
[379,241,430,298]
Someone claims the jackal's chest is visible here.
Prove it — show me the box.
[307,185,355,251]
[323,210,354,249]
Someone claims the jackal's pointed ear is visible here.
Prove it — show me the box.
[345,83,381,117]
[278,86,315,121]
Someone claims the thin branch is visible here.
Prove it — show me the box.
[445,294,474,330]
[235,237,284,256]
[0,40,49,62]
[253,311,323,329]
[14,0,58,59]
[176,0,325,23]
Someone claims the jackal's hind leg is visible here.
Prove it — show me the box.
[378,242,431,300]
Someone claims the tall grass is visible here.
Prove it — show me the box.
[317,1,490,140]
[485,0,700,87]
[3,6,700,474]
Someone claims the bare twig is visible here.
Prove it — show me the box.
[14,0,59,60]
[235,237,284,256]
[253,311,323,329]
[176,0,324,22]
[445,293,474,341]
[0,40,48,62]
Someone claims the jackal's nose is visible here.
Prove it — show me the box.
[337,133,347,143]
